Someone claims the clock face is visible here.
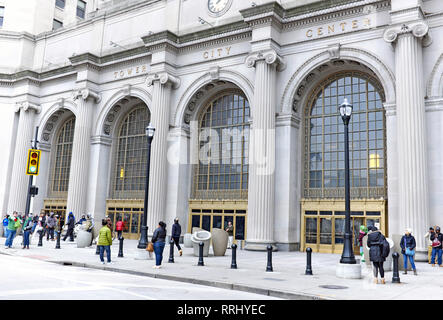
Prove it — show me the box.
[208,0,231,15]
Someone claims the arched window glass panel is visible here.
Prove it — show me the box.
[193,92,250,200]
[49,117,75,197]
[111,105,150,199]
[304,72,386,199]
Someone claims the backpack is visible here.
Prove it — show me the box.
[381,238,390,258]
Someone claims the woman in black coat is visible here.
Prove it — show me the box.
[367,226,387,284]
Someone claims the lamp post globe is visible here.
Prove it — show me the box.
[138,123,155,249]
[339,98,356,264]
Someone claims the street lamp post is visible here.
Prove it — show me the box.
[339,98,356,264]
[137,123,155,249]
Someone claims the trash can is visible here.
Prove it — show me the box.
[211,228,228,256]
[191,230,211,257]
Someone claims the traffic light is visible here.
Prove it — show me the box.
[26,149,41,175]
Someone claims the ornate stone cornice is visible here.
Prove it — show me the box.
[146,72,180,89]
[245,49,286,72]
[72,88,101,103]
[15,101,42,114]
[383,21,432,47]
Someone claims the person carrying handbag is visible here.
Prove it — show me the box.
[400,228,417,275]
[430,226,442,267]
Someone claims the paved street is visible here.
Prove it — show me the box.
[0,254,280,300]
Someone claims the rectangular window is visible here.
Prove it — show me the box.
[0,7,4,27]
[76,0,86,19]
[53,19,63,30]
[55,0,65,9]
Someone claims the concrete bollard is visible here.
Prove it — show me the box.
[168,239,174,263]
[266,245,273,272]
[198,241,204,266]
[118,237,124,258]
[305,247,313,275]
[231,244,238,269]
[392,252,401,283]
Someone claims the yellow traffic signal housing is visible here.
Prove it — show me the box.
[26,149,41,176]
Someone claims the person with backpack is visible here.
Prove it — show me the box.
[4,211,22,249]
[400,228,417,275]
[430,226,442,267]
[367,225,389,284]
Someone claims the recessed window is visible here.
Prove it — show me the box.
[55,0,65,9]
[53,19,63,30]
[0,7,4,28]
[76,0,86,19]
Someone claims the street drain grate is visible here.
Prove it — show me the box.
[319,285,348,290]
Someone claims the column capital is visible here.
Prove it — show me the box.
[384,21,432,47]
[15,101,41,114]
[72,88,101,103]
[146,72,180,89]
[245,49,286,72]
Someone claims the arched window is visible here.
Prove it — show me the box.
[49,117,75,198]
[193,91,250,200]
[111,105,150,199]
[304,72,386,199]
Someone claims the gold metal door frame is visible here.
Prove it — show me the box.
[106,199,143,240]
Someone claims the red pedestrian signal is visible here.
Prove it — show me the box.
[26,149,41,175]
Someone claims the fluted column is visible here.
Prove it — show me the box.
[384,22,431,259]
[245,50,285,251]
[66,89,100,220]
[7,102,41,214]
[146,73,180,233]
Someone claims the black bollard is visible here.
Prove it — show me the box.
[231,244,238,269]
[118,237,124,258]
[305,247,313,275]
[392,252,401,283]
[55,231,61,249]
[198,241,204,266]
[266,245,273,272]
[96,245,100,255]
[168,239,174,263]
[38,230,43,247]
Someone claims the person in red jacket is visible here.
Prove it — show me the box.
[116,217,123,240]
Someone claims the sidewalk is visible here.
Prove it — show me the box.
[1,235,442,300]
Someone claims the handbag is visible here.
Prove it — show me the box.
[146,242,154,252]
[404,238,415,256]
[432,237,441,248]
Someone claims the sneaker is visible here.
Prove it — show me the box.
[101,261,105,265]
[403,270,407,274]
[179,250,183,256]
[152,265,157,269]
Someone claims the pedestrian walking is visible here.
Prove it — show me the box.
[63,212,75,242]
[400,228,417,275]
[22,214,33,249]
[425,227,435,264]
[54,214,62,240]
[358,225,368,262]
[367,225,389,284]
[225,221,234,249]
[115,217,123,240]
[46,212,56,241]
[4,211,21,249]
[152,221,167,269]
[430,226,442,267]
[2,214,9,239]
[97,219,113,265]
[31,214,39,234]
[171,218,182,256]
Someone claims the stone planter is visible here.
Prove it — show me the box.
[192,227,203,234]
[191,230,211,257]
[77,230,92,248]
[183,233,193,248]
[211,228,228,256]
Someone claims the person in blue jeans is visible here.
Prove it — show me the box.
[430,226,443,267]
[400,228,417,275]
[5,211,21,249]
[22,214,33,249]
[2,214,9,240]
[152,221,167,269]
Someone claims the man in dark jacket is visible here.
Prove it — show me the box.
[46,212,56,241]
[63,212,75,242]
[367,226,387,284]
[430,226,443,267]
[171,218,182,256]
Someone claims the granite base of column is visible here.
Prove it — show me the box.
[244,241,278,252]
[275,242,300,252]
[336,262,362,279]
[414,249,428,262]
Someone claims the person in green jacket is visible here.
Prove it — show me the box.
[5,211,21,249]
[97,219,113,264]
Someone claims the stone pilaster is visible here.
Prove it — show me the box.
[245,50,285,251]
[384,22,430,260]
[66,89,100,220]
[146,72,180,234]
[7,102,41,214]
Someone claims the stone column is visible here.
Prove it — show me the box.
[245,50,285,251]
[66,89,100,220]
[145,73,180,234]
[384,22,431,260]
[7,102,41,214]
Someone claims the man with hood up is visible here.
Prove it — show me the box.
[63,212,75,242]
[46,212,56,241]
